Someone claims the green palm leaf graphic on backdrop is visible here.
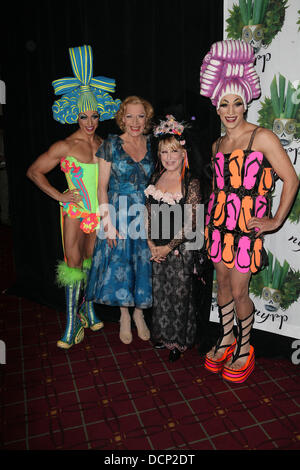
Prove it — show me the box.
[249,251,300,310]
[257,75,300,138]
[226,0,288,46]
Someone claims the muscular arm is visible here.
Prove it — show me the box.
[248,128,299,235]
[26,140,79,203]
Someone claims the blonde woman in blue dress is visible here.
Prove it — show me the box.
[86,96,155,344]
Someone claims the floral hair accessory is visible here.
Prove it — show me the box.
[153,114,186,139]
[200,39,261,109]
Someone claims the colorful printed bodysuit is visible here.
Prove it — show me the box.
[60,156,99,235]
[205,127,275,274]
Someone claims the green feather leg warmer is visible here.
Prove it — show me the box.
[82,258,92,271]
[56,261,87,287]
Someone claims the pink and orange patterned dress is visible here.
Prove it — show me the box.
[205,127,275,273]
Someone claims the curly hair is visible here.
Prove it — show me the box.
[115,95,154,133]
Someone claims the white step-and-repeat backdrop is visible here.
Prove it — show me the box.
[209,0,300,339]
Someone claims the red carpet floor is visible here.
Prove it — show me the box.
[1,224,300,451]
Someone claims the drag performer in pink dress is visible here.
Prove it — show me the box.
[200,39,298,382]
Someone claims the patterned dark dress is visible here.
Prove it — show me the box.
[205,127,275,273]
[86,134,154,308]
[145,171,201,351]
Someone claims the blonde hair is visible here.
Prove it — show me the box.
[158,135,184,154]
[115,95,154,133]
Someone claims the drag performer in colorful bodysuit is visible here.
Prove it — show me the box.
[27,45,120,349]
[199,39,298,382]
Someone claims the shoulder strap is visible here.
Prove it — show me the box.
[246,127,260,152]
[214,136,223,156]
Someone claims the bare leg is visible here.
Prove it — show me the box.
[83,231,96,260]
[119,307,132,344]
[230,268,252,320]
[215,261,233,307]
[133,308,150,341]
[63,216,86,268]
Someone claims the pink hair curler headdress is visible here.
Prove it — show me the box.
[200,39,261,109]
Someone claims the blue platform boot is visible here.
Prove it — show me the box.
[56,262,85,349]
[79,258,104,332]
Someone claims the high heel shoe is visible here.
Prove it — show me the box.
[204,299,236,373]
[57,282,85,349]
[80,258,104,332]
[133,310,150,341]
[79,299,104,331]
[222,307,255,383]
[169,348,181,362]
[119,314,132,344]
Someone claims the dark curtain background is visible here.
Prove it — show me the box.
[1,0,293,357]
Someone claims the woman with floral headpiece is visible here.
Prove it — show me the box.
[27,45,121,349]
[85,96,155,345]
[145,115,202,362]
[200,39,299,383]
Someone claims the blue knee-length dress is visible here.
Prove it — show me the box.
[86,134,154,308]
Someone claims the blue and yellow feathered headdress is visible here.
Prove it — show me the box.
[52,45,121,124]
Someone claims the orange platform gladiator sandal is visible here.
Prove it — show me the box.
[204,300,236,373]
[222,307,255,383]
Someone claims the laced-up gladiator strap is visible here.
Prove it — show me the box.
[222,305,256,383]
[205,299,236,374]
[231,307,255,363]
[214,299,235,354]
